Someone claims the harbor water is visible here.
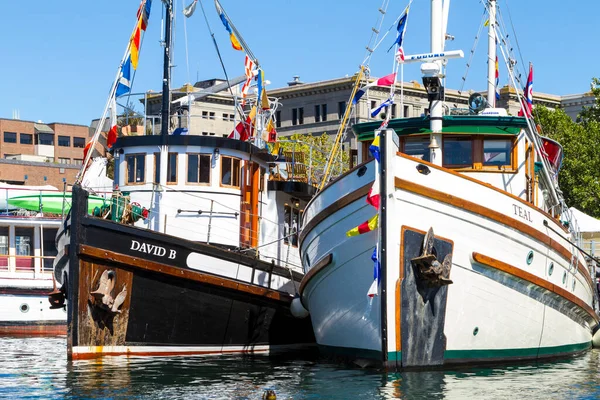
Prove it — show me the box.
[1,337,600,399]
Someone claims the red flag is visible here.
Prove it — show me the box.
[107,97,118,148]
[518,63,533,117]
[83,140,92,160]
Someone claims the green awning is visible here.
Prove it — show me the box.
[353,115,528,141]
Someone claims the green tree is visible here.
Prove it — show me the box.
[535,84,600,218]
[278,133,350,186]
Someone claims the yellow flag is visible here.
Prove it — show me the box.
[230,33,243,51]
[484,19,490,27]
[346,214,378,237]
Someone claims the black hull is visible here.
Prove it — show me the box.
[66,186,314,359]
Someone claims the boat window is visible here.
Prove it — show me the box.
[187,154,211,184]
[483,139,512,166]
[221,156,241,188]
[167,153,177,184]
[0,227,8,270]
[403,137,431,162]
[443,137,473,166]
[284,203,303,247]
[42,228,58,272]
[15,227,33,271]
[126,153,146,184]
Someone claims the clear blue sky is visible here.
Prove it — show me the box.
[1,0,597,126]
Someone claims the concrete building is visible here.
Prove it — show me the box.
[0,118,101,187]
[561,92,596,121]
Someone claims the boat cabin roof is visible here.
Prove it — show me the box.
[113,135,275,163]
[352,115,529,141]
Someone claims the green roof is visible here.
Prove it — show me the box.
[353,115,529,141]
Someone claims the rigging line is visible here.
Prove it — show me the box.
[182,0,191,86]
[543,220,600,265]
[198,0,243,118]
[503,0,526,81]
[458,9,487,95]
[362,0,391,65]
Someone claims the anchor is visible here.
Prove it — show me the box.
[410,227,453,287]
[89,269,127,314]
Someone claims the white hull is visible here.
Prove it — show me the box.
[300,150,597,367]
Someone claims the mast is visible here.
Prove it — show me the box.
[486,0,497,106]
[160,0,173,140]
[426,0,444,165]
[157,0,173,234]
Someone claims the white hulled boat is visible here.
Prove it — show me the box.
[298,0,599,368]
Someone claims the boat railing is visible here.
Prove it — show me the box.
[0,254,55,277]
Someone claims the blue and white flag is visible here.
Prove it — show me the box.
[116,56,132,97]
[388,6,409,52]
[367,244,381,298]
[370,98,394,118]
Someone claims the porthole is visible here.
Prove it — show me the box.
[562,272,567,285]
[19,303,29,313]
[548,262,554,276]
[526,251,534,265]
[473,327,479,336]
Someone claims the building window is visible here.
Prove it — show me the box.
[187,153,211,184]
[222,113,229,122]
[209,112,215,120]
[73,159,83,166]
[20,133,32,145]
[403,136,431,162]
[338,101,346,119]
[202,111,208,119]
[298,107,304,125]
[58,136,70,147]
[283,203,302,247]
[391,104,397,119]
[483,139,512,166]
[403,105,409,118]
[36,133,54,145]
[73,137,85,148]
[321,104,328,122]
[371,100,377,111]
[58,157,70,164]
[229,114,235,121]
[314,105,321,122]
[443,137,473,166]
[276,111,281,128]
[221,156,241,188]
[167,153,177,184]
[3,132,16,143]
[126,153,146,184]
[292,108,298,126]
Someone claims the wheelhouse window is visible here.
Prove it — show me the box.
[15,227,33,270]
[42,228,58,271]
[126,153,146,184]
[0,227,8,269]
[221,156,241,188]
[483,139,512,166]
[403,136,431,162]
[187,153,211,184]
[167,153,177,184]
[443,137,473,166]
[283,203,303,247]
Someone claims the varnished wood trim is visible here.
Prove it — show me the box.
[78,245,291,303]
[396,152,568,233]
[395,178,594,290]
[298,253,333,297]
[472,252,599,323]
[298,182,372,248]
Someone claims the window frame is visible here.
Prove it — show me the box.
[186,153,212,185]
[220,156,241,189]
[19,133,32,145]
[3,132,17,143]
[125,153,146,185]
[58,135,71,147]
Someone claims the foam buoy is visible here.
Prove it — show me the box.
[290,296,309,319]
[593,328,600,348]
